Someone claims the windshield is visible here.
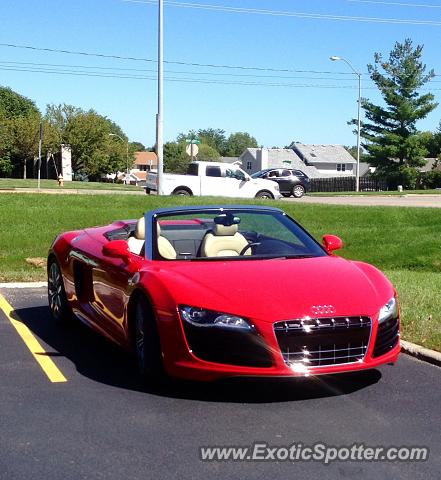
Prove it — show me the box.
[151,208,326,261]
[251,170,268,179]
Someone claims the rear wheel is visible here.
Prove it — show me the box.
[292,185,305,198]
[47,258,72,323]
[173,188,192,196]
[255,190,274,199]
[133,295,163,382]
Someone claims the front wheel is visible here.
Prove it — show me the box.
[47,258,72,323]
[133,296,164,382]
[292,185,305,198]
[255,190,274,199]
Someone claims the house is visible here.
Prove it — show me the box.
[238,148,325,178]
[126,151,158,186]
[133,151,158,172]
[220,156,240,165]
[419,158,441,172]
[238,145,358,178]
[290,143,356,176]
[238,148,319,177]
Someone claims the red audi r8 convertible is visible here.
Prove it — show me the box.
[47,205,400,381]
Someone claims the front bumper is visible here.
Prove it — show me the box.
[159,310,400,381]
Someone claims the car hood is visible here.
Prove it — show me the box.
[249,178,279,189]
[149,256,394,322]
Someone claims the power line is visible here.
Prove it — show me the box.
[347,0,441,8]
[1,64,440,91]
[0,42,357,75]
[5,41,437,79]
[0,60,369,82]
[2,59,441,84]
[124,0,441,26]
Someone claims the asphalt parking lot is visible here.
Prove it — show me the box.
[0,287,440,480]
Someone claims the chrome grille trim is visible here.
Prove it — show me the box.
[273,316,372,368]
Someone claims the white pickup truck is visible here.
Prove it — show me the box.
[145,161,281,199]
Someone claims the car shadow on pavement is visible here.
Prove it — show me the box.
[14,305,382,404]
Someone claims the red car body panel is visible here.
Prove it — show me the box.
[49,209,400,381]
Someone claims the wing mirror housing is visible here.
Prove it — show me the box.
[322,234,343,253]
[102,240,132,263]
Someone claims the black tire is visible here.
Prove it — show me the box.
[292,185,305,198]
[47,258,72,323]
[132,295,164,382]
[173,188,192,196]
[255,190,274,199]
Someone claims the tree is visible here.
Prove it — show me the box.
[130,141,146,152]
[163,141,189,173]
[225,132,258,156]
[419,126,441,159]
[358,39,437,186]
[197,128,227,155]
[0,86,39,119]
[45,105,130,178]
[63,110,115,178]
[174,128,225,164]
[195,144,221,161]
[0,113,13,175]
[9,114,42,179]
[0,87,42,177]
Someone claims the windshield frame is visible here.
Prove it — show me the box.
[145,206,327,261]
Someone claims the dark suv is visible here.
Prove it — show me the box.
[251,168,310,198]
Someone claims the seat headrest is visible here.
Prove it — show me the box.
[135,217,145,240]
[213,223,238,236]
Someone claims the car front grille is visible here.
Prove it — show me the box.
[372,316,399,358]
[273,316,372,368]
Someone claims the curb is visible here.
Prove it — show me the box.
[0,282,47,289]
[401,340,441,368]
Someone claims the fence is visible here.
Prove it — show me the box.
[309,176,388,193]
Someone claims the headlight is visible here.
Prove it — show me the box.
[179,305,254,331]
[378,297,398,324]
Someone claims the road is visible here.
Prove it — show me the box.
[3,188,441,207]
[0,287,440,480]
[291,194,441,208]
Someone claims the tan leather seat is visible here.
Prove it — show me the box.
[201,223,250,257]
[127,217,146,255]
[157,223,177,260]
[127,218,177,259]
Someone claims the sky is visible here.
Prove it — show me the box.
[2,0,441,150]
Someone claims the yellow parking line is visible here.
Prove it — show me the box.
[0,293,67,383]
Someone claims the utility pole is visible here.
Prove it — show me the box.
[156,0,164,195]
[330,56,362,192]
[37,122,43,190]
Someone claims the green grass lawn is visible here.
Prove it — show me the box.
[0,178,142,191]
[0,192,440,352]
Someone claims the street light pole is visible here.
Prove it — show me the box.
[156,0,164,195]
[330,56,362,192]
[109,133,129,183]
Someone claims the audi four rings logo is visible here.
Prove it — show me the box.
[311,305,336,315]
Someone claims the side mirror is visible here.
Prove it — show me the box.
[102,240,131,263]
[322,234,343,253]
